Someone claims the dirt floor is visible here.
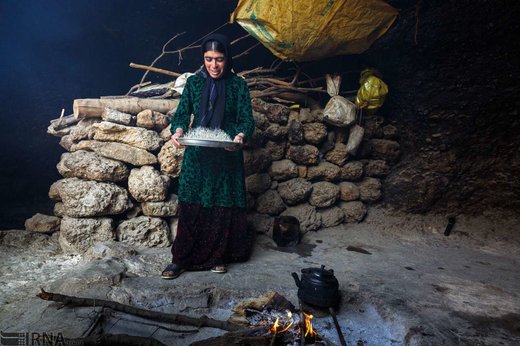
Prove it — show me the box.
[1,207,519,345]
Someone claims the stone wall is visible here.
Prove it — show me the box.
[42,96,401,253]
[244,98,400,236]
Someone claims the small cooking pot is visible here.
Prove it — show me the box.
[292,265,340,308]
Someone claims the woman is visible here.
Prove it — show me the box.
[162,33,255,279]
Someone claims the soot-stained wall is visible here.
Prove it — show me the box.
[367,0,520,214]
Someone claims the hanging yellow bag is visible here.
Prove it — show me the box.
[355,68,388,110]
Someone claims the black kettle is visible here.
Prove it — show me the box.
[292,265,340,308]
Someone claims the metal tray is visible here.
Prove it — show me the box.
[178,138,240,148]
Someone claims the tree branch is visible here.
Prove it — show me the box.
[37,289,244,332]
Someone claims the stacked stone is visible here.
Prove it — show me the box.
[48,108,179,254]
[43,96,400,253]
[244,98,401,236]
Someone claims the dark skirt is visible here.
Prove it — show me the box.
[171,202,254,270]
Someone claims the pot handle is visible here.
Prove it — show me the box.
[291,272,301,287]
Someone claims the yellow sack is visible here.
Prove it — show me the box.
[355,69,389,110]
[230,0,398,62]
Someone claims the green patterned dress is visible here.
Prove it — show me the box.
[170,73,255,269]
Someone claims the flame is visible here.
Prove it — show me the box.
[270,317,280,333]
[270,311,294,334]
[303,312,317,337]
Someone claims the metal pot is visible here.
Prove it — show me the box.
[292,265,340,308]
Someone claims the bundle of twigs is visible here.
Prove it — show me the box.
[125,28,333,102]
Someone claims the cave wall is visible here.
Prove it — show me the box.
[364,0,520,214]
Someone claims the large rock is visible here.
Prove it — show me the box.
[338,182,360,201]
[246,173,272,195]
[49,178,133,217]
[318,207,345,228]
[247,128,266,149]
[24,213,60,234]
[246,213,274,235]
[281,204,321,233]
[244,148,272,175]
[116,216,171,248]
[142,194,179,217]
[357,177,382,203]
[307,161,341,182]
[251,98,290,124]
[265,124,288,140]
[268,159,298,181]
[90,121,163,151]
[158,141,184,178]
[288,119,304,145]
[365,159,390,177]
[277,178,313,206]
[299,108,323,123]
[303,122,328,144]
[57,150,129,182]
[72,140,157,166]
[265,140,287,161]
[255,190,286,215]
[102,108,134,126]
[253,111,270,130]
[309,181,340,208]
[341,161,364,181]
[369,139,401,164]
[59,216,115,254]
[159,126,172,142]
[287,145,319,165]
[339,201,367,223]
[136,109,169,131]
[58,118,101,151]
[325,143,349,166]
[128,166,170,202]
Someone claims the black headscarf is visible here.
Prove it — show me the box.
[197,34,234,129]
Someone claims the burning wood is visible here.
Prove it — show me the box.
[230,292,327,345]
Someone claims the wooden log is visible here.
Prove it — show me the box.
[73,97,179,119]
[129,62,181,78]
[37,289,243,332]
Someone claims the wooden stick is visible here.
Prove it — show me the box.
[37,289,243,332]
[50,114,79,130]
[329,307,347,346]
[298,299,306,346]
[233,42,261,60]
[129,63,181,77]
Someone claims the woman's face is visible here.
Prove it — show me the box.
[203,50,226,79]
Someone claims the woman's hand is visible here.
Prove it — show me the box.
[171,128,185,148]
[225,133,244,151]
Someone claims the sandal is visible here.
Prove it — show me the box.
[211,265,227,274]
[161,263,185,279]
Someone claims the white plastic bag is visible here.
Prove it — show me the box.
[346,124,365,155]
[323,74,356,127]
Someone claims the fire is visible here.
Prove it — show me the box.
[270,318,280,333]
[303,312,317,337]
[270,311,294,334]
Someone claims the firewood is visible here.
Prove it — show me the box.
[73,98,179,119]
[129,63,181,78]
[37,288,244,332]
